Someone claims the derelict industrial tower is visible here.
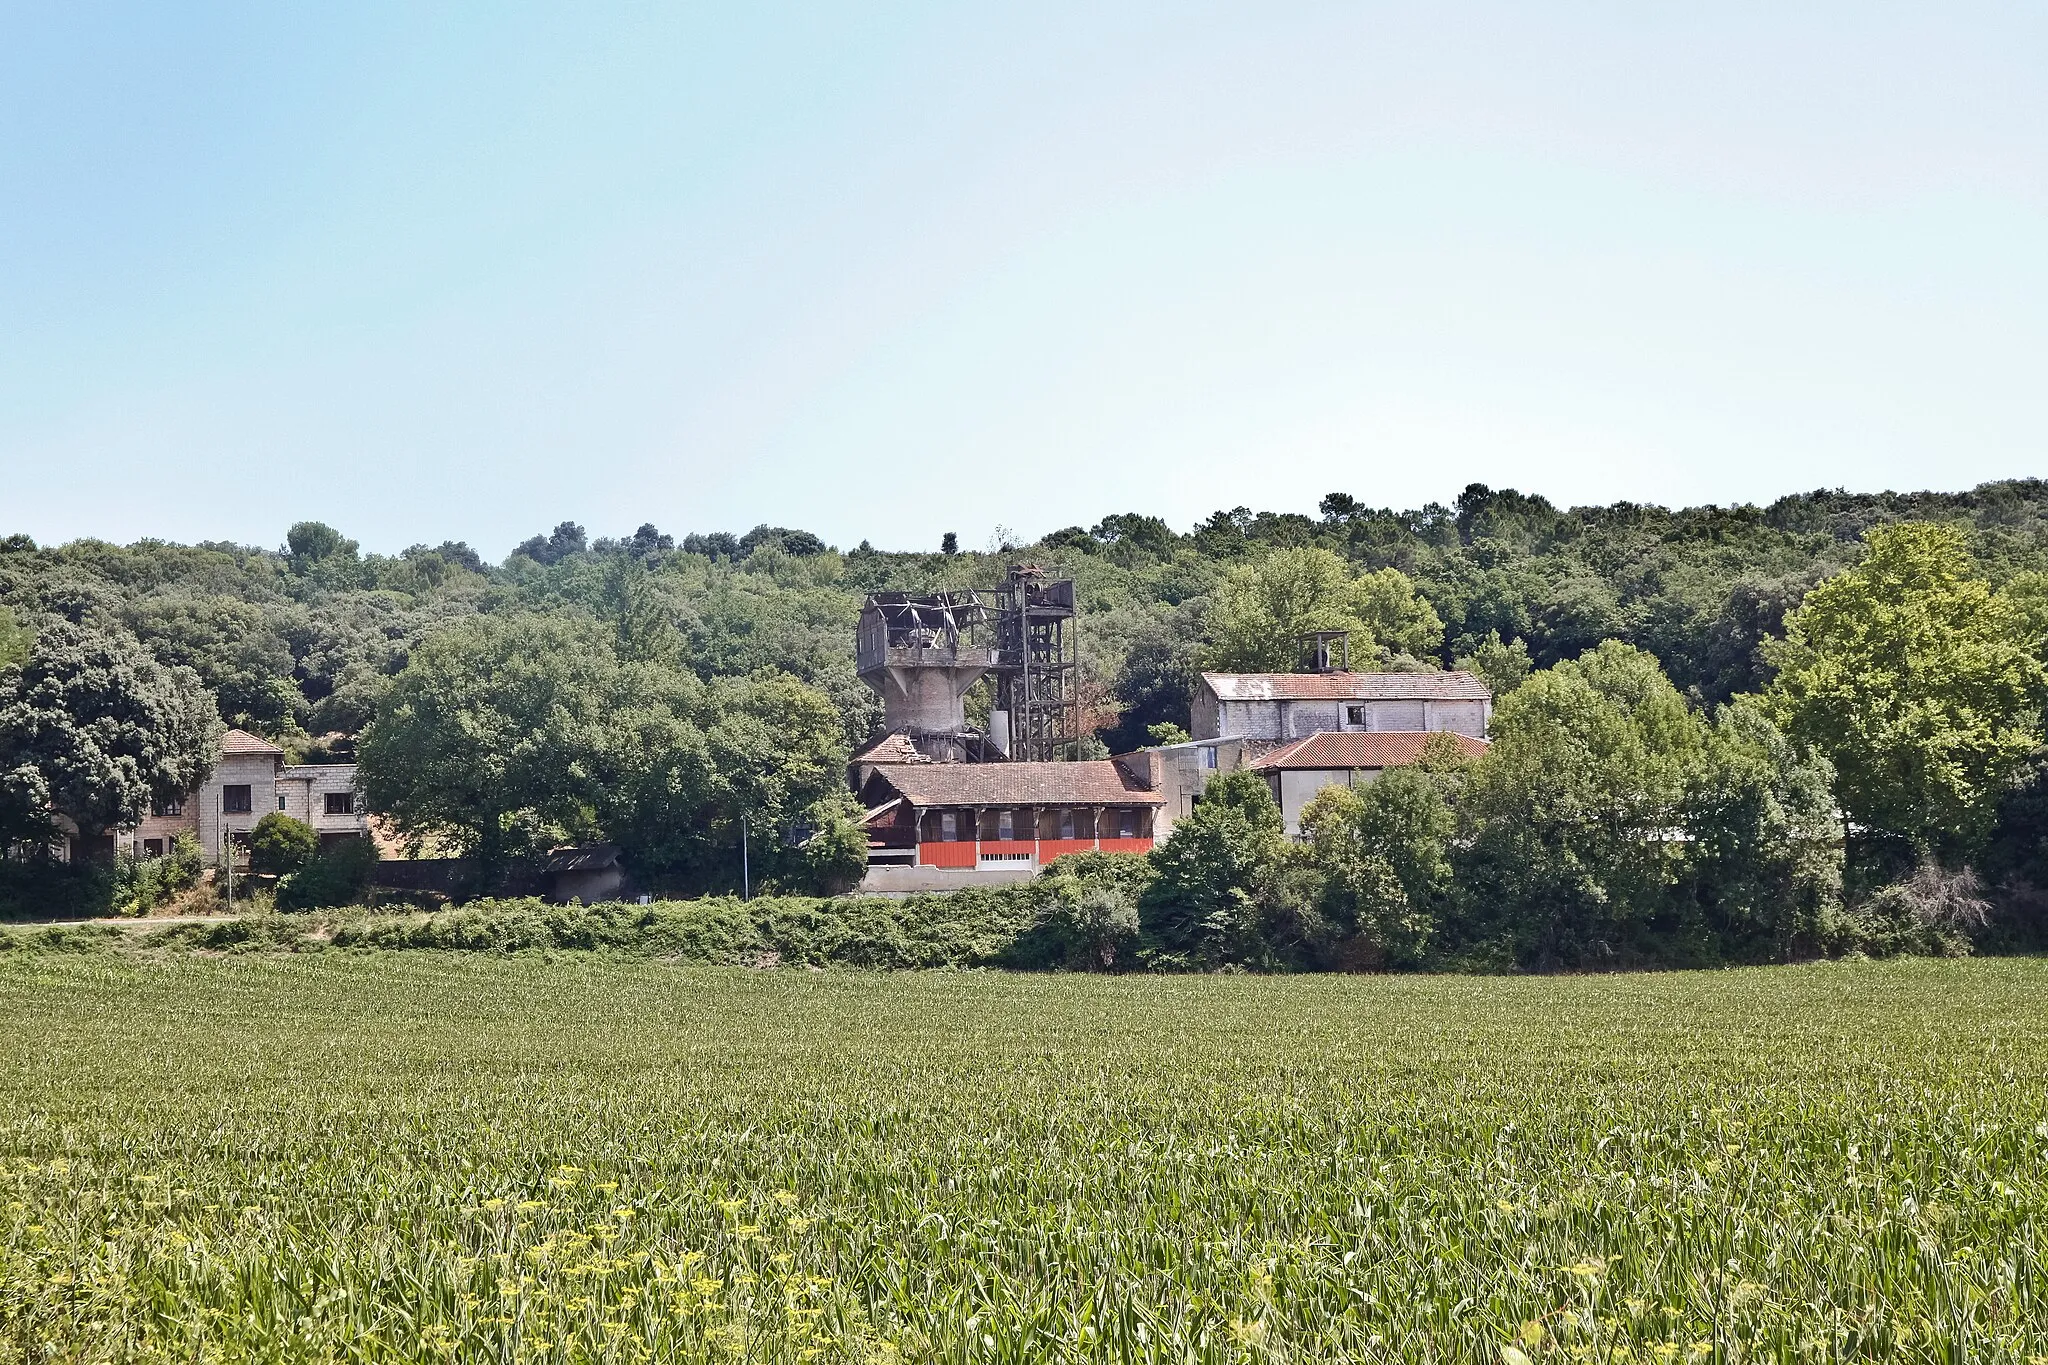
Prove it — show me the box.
[855,565,1080,763]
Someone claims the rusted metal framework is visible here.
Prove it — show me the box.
[992,566,1080,762]
[854,566,1081,764]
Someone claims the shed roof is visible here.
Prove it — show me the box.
[1247,731,1489,772]
[850,731,932,766]
[1201,671,1491,703]
[867,761,1164,808]
[220,728,284,756]
[545,844,620,873]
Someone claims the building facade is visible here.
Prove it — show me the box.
[1246,731,1491,834]
[120,729,370,861]
[1192,671,1492,743]
[856,758,1164,892]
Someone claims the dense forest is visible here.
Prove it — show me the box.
[3,478,2045,965]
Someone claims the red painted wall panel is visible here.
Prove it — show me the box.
[917,841,977,868]
[1096,838,1154,855]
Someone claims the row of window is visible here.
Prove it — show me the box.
[151,789,357,817]
[924,808,1146,842]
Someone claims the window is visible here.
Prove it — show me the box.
[996,810,1014,841]
[324,792,356,816]
[939,812,958,842]
[1200,745,1217,769]
[1118,810,1138,839]
[221,785,252,815]
[277,794,287,811]
[151,794,183,818]
[143,838,164,858]
[1059,809,1075,839]
[1346,705,1368,727]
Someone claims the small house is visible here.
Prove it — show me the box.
[1248,731,1490,834]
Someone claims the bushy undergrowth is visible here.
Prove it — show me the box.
[1,837,2030,972]
[324,886,1054,968]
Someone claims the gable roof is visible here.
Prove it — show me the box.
[1202,671,1491,703]
[1248,731,1489,772]
[866,760,1164,808]
[850,731,932,766]
[220,728,284,756]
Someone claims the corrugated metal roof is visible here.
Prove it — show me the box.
[1202,671,1491,702]
[545,844,620,872]
[220,729,284,756]
[1248,731,1489,771]
[868,761,1165,807]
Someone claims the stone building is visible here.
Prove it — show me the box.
[121,729,370,861]
[1191,671,1492,743]
[1246,730,1491,835]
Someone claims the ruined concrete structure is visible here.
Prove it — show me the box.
[851,593,1501,890]
[855,565,1079,763]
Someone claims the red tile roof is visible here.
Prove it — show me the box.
[867,760,1164,808]
[1202,671,1491,702]
[851,732,931,766]
[1248,731,1489,772]
[220,729,284,756]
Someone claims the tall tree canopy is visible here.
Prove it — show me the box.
[357,615,862,894]
[1766,522,2048,863]
[0,619,221,845]
[1204,547,1443,671]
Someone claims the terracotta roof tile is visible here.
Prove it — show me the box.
[868,761,1164,807]
[220,729,284,756]
[1202,671,1491,702]
[851,732,931,765]
[1248,731,1488,771]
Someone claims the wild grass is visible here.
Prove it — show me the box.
[0,954,2042,1361]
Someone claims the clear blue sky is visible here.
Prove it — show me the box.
[3,4,2043,558]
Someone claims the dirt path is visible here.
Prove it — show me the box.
[2,914,247,932]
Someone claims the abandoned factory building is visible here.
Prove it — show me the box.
[1192,669,1492,742]
[855,755,1163,891]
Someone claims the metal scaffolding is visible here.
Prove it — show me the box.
[855,565,1081,764]
[992,565,1080,763]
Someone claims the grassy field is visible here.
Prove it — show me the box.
[0,952,2042,1362]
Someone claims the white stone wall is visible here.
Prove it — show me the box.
[1275,767,1382,835]
[1283,701,1342,738]
[196,754,284,858]
[280,764,368,841]
[1427,699,1489,736]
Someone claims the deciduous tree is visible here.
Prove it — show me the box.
[0,619,221,846]
[1204,547,1442,671]
[1766,523,2048,864]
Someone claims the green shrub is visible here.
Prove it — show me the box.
[276,838,379,911]
[247,813,319,875]
[0,856,115,921]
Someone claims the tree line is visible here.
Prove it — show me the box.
[0,480,2044,956]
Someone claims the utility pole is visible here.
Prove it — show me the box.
[740,811,751,901]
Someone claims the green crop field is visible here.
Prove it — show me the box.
[0,952,2043,1363]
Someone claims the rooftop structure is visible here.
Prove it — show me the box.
[855,565,1080,763]
[1194,670,1492,743]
